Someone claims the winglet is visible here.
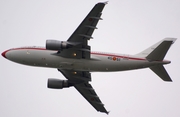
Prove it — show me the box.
[98,1,108,5]
[106,111,110,115]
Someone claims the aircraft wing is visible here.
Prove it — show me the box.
[58,69,109,114]
[58,2,107,59]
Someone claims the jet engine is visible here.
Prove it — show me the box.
[46,40,71,50]
[47,78,73,89]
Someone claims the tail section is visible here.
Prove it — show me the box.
[136,38,177,60]
[136,38,177,82]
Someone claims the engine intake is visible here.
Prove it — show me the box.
[47,78,73,89]
[46,40,70,50]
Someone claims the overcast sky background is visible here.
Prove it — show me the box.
[0,0,180,117]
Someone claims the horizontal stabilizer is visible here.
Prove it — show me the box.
[150,65,172,82]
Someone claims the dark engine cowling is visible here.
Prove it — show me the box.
[47,78,73,89]
[46,40,70,50]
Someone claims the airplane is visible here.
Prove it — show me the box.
[1,2,177,114]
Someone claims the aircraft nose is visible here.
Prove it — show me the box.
[1,50,7,58]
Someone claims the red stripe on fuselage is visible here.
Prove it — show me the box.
[91,52,146,61]
[7,47,146,61]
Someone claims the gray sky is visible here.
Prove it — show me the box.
[0,0,180,116]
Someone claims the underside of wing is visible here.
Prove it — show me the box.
[58,69,109,114]
[50,2,109,114]
[57,2,107,59]
[67,2,106,42]
[75,82,109,114]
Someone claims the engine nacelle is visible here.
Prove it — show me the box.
[46,40,70,50]
[47,78,73,89]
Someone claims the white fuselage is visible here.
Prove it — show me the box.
[3,47,170,72]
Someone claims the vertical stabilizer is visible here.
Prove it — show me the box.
[136,38,177,60]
